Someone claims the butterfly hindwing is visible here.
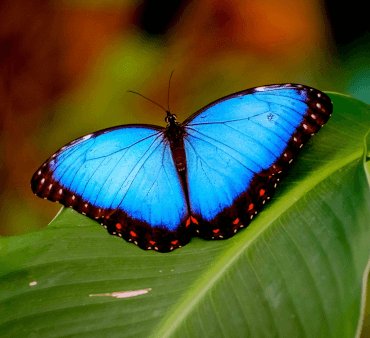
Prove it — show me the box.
[183,84,332,239]
[31,125,190,251]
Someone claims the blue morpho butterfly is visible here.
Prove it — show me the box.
[31,83,332,252]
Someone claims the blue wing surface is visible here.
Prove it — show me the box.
[31,126,188,233]
[183,84,332,225]
[184,131,256,220]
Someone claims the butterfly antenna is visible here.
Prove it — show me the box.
[167,70,175,113]
[127,90,168,114]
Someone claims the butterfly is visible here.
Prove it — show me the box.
[31,83,333,252]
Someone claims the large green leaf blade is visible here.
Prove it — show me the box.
[0,93,369,338]
[155,154,370,338]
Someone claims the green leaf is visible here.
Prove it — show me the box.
[1,93,369,338]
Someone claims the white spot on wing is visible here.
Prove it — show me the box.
[254,86,267,92]
[29,281,37,286]
[82,134,92,141]
[89,288,152,299]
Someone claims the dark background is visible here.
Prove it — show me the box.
[0,0,369,237]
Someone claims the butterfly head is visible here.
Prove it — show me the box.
[165,113,178,127]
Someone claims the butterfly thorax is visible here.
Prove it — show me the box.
[165,115,187,172]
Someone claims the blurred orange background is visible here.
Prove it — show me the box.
[0,0,369,237]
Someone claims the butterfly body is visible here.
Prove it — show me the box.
[31,84,332,252]
[165,116,188,172]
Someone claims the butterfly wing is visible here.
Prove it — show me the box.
[183,84,332,239]
[31,125,189,251]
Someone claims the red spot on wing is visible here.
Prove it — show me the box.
[149,241,156,245]
[171,240,178,245]
[259,189,265,196]
[213,229,220,234]
[130,231,137,237]
[248,203,254,211]
[186,216,199,227]
[232,218,240,225]
[116,223,122,229]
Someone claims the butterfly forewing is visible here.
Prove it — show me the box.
[182,84,332,239]
[31,125,190,251]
